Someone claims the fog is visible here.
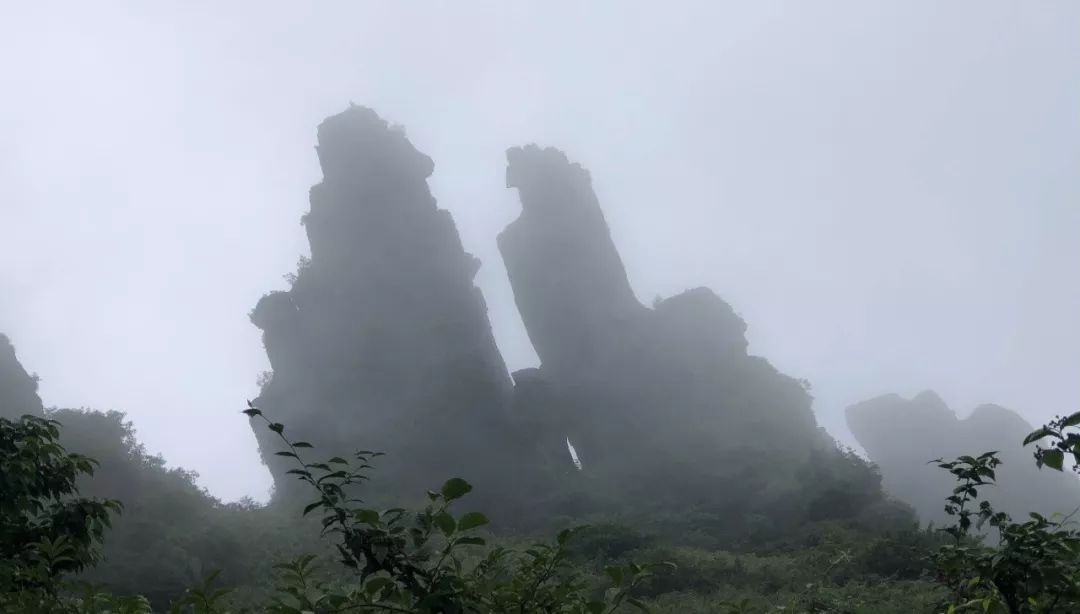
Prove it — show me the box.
[1,1,1077,503]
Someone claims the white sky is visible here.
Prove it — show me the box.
[1,1,1077,502]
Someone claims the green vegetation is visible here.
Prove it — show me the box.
[0,415,123,610]
[929,412,1080,613]
[48,409,306,610]
[3,406,1078,613]
[0,408,660,613]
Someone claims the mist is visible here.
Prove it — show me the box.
[2,0,1077,511]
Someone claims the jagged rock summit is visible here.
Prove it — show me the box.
[500,145,648,384]
[847,391,1080,526]
[0,333,44,420]
[499,144,834,508]
[250,106,523,504]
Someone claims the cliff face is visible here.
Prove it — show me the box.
[498,146,828,506]
[847,392,1080,526]
[251,106,520,504]
[499,146,648,384]
[0,333,44,420]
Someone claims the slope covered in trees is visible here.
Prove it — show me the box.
[0,335,307,610]
[47,408,302,610]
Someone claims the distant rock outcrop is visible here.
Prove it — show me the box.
[847,392,1080,526]
[251,106,527,505]
[0,333,44,419]
[498,146,838,513]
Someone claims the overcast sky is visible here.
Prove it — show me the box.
[2,1,1077,502]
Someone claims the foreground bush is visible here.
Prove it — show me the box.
[0,407,665,613]
[9,404,1076,612]
[0,415,128,612]
[930,411,1080,613]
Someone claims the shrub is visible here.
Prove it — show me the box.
[930,410,1080,613]
[0,415,123,610]
[0,407,670,613]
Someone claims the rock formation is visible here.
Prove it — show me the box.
[500,146,649,384]
[498,146,837,512]
[251,106,526,505]
[0,333,44,420]
[250,114,903,531]
[847,392,1080,526]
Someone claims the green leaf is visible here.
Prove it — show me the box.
[1023,427,1054,446]
[457,511,489,532]
[275,451,298,458]
[365,576,393,597]
[557,528,576,545]
[1063,411,1080,428]
[268,423,285,434]
[241,408,261,417]
[433,511,456,536]
[605,565,624,585]
[355,509,380,525]
[455,536,486,546]
[382,507,406,519]
[1043,449,1065,471]
[303,501,322,516]
[316,470,350,484]
[440,478,472,501]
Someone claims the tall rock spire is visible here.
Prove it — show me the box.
[499,145,647,382]
[251,107,515,504]
[498,145,825,504]
[0,333,45,420]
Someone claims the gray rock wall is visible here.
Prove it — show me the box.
[499,145,827,507]
[251,106,519,504]
[0,333,44,420]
